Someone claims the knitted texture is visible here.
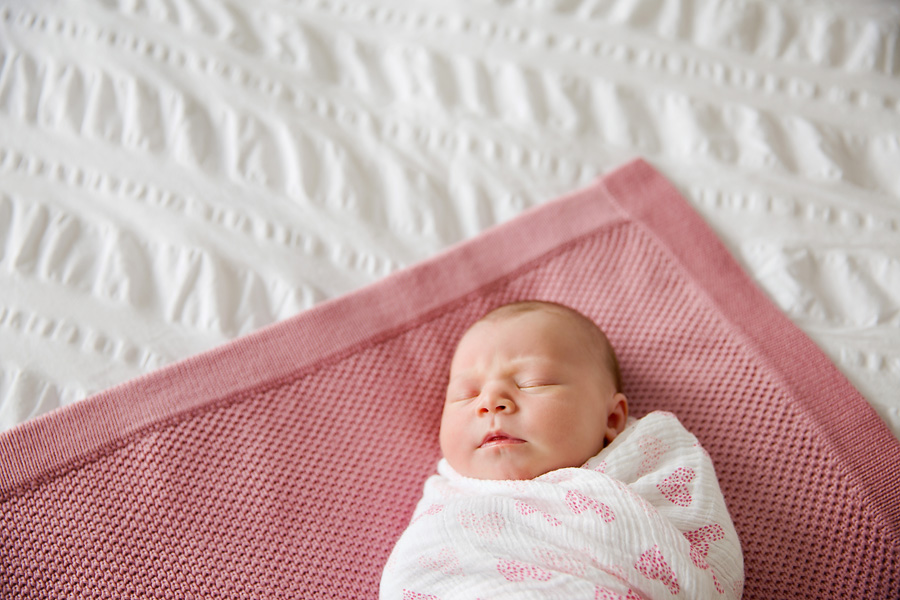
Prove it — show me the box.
[1,160,898,598]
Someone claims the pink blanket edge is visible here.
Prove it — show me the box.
[2,158,898,543]
[602,161,900,539]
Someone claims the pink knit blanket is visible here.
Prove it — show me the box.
[1,160,897,598]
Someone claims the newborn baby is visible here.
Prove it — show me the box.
[381,301,744,599]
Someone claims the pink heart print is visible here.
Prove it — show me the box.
[515,500,562,527]
[684,524,725,569]
[565,490,615,522]
[411,503,443,525]
[402,591,440,600]
[637,435,669,477]
[418,547,463,576]
[458,511,505,538]
[635,545,680,595]
[497,558,553,582]
[594,587,645,600]
[657,467,695,507]
[532,547,586,578]
[685,524,727,593]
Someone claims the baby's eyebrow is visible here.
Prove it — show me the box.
[506,356,557,369]
[448,357,556,381]
[446,374,472,386]
[446,371,478,386]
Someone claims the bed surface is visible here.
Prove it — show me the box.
[3,160,898,598]
[1,0,899,440]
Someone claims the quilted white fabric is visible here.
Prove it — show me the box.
[381,412,744,599]
[1,0,898,438]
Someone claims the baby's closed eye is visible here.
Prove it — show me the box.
[447,384,480,402]
[517,381,559,392]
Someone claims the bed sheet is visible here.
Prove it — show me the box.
[1,0,898,440]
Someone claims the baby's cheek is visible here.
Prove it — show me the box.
[541,411,580,440]
[439,415,469,460]
[553,420,605,461]
[437,417,457,456]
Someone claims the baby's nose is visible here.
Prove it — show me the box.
[479,401,508,414]
[478,385,515,414]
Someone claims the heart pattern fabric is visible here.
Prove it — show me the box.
[565,490,616,522]
[381,412,742,598]
[496,558,553,582]
[634,545,680,595]
[657,467,696,507]
[458,511,506,539]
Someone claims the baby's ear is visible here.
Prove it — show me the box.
[604,393,629,444]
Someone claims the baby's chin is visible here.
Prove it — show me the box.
[453,459,577,481]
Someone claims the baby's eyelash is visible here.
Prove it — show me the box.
[517,381,556,389]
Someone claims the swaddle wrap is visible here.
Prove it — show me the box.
[381,411,744,599]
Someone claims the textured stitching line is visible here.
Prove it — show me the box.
[4,7,896,196]
[269,0,900,112]
[5,3,896,122]
[691,186,900,233]
[0,146,396,278]
[0,7,287,101]
[0,188,321,340]
[0,304,160,369]
[483,0,900,78]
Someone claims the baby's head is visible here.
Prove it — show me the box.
[440,301,628,480]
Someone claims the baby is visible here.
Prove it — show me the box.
[381,301,744,599]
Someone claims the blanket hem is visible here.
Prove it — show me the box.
[602,160,900,540]
[0,164,630,496]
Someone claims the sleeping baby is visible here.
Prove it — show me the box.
[381,301,744,599]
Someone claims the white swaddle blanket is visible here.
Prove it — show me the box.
[381,411,743,599]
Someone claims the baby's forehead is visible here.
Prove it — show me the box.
[468,305,616,369]
[478,307,606,346]
[472,304,583,331]
[455,308,607,362]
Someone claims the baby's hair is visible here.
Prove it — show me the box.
[475,300,623,393]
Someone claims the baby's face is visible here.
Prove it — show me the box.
[440,310,625,480]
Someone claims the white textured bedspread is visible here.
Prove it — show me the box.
[1,0,898,438]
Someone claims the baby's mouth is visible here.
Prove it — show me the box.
[479,432,525,449]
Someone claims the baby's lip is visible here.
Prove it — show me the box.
[479,431,525,449]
